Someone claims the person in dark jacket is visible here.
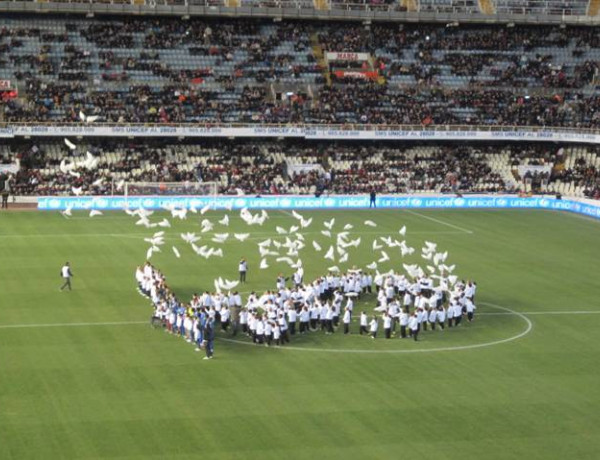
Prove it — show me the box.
[202,319,215,360]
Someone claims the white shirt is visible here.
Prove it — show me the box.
[383,316,392,329]
[409,316,419,331]
[343,310,351,324]
[360,313,368,326]
[61,265,71,278]
[369,319,378,332]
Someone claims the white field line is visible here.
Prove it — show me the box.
[403,209,474,234]
[0,321,146,329]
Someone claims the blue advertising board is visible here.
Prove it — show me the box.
[36,195,600,220]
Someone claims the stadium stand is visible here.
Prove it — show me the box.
[4,139,600,197]
[1,17,600,127]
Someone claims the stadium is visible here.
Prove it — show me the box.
[1,1,600,458]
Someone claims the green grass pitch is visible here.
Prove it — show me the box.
[1,208,600,459]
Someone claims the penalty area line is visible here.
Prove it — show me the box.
[403,209,474,234]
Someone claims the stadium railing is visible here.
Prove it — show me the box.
[0,0,598,25]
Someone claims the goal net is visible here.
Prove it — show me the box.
[124,181,219,197]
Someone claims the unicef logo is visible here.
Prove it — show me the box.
[143,199,155,208]
[497,198,507,207]
[49,199,61,209]
[539,199,549,207]
[280,198,292,208]
[324,198,336,207]
[235,199,246,208]
[454,198,465,207]
[410,198,422,207]
[95,198,108,208]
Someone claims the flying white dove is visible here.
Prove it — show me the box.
[324,218,335,230]
[291,210,303,220]
[200,204,211,215]
[372,239,382,250]
[366,261,378,270]
[343,223,353,230]
[276,257,295,266]
[68,170,81,178]
[92,178,104,187]
[218,215,229,226]
[424,241,437,252]
[324,245,335,261]
[158,219,171,228]
[399,226,406,236]
[83,152,99,170]
[273,241,282,249]
[64,138,76,150]
[72,186,83,196]
[339,253,349,263]
[378,251,390,263]
[79,111,99,123]
[181,232,201,244]
[234,233,249,242]
[259,258,269,269]
[300,217,313,228]
[235,188,245,196]
[289,225,299,234]
[421,252,433,261]
[171,208,188,220]
[427,265,436,273]
[61,205,73,217]
[364,220,377,227]
[312,240,322,251]
[136,217,150,227]
[116,179,125,191]
[257,238,272,248]
[328,266,340,273]
[321,230,332,238]
[219,278,239,291]
[276,226,287,235]
[89,209,102,217]
[146,247,154,260]
[172,246,181,258]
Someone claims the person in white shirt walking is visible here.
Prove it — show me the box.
[342,307,351,334]
[409,313,419,341]
[383,313,392,339]
[359,311,368,335]
[60,262,73,291]
[369,316,379,339]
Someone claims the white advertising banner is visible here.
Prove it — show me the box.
[325,52,370,61]
[2,125,600,144]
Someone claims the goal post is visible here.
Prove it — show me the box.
[123,181,219,198]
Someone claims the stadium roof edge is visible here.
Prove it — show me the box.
[0,1,599,26]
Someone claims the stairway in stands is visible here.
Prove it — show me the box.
[478,0,496,14]
[310,32,331,86]
[588,0,600,16]
[401,0,419,11]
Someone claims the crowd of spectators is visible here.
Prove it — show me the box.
[1,18,600,127]
[5,139,600,198]
[0,139,539,197]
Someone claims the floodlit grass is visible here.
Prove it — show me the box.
[1,208,600,459]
